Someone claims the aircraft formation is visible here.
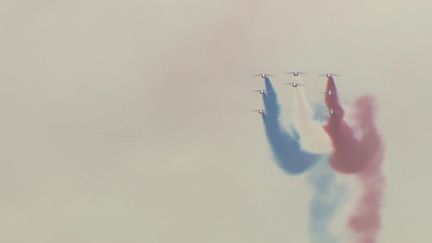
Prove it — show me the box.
[252,72,339,116]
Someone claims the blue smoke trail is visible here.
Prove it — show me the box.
[260,79,345,242]
[261,77,318,174]
[307,161,346,243]
[305,105,347,243]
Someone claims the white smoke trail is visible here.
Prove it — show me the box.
[291,77,334,154]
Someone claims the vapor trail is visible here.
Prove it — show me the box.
[323,77,385,243]
[261,77,318,174]
[291,76,333,154]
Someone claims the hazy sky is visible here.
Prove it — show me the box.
[0,1,431,242]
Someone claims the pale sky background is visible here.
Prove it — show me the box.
[0,0,431,242]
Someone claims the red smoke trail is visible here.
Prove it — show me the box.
[324,77,367,173]
[323,77,385,243]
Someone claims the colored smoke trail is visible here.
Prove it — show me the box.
[306,106,345,243]
[291,76,333,154]
[261,77,318,174]
[323,77,366,173]
[307,161,346,243]
[324,77,385,243]
[259,78,351,242]
[347,97,385,243]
